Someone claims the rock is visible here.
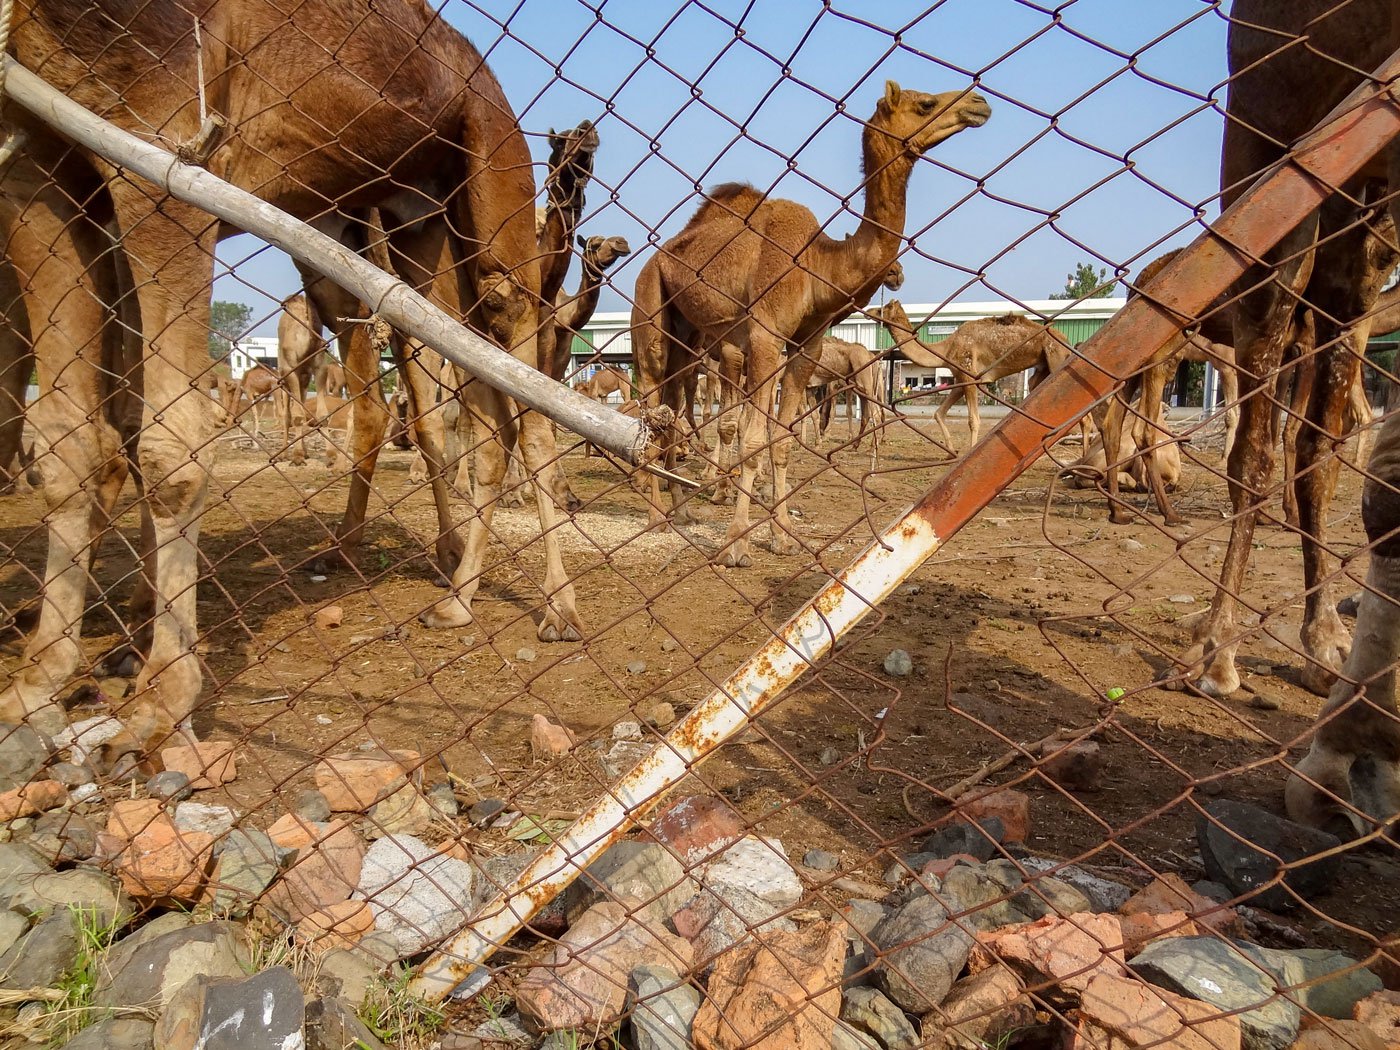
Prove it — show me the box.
[672,884,797,968]
[57,1017,154,1050]
[96,920,248,1011]
[354,834,474,957]
[803,848,839,872]
[297,900,375,952]
[1017,857,1133,912]
[1168,593,1196,604]
[265,817,365,923]
[627,660,647,674]
[48,762,92,788]
[934,859,1092,929]
[820,746,841,766]
[305,996,386,1050]
[312,946,380,1008]
[871,894,975,1012]
[1236,943,1380,1020]
[954,789,1030,844]
[0,841,51,887]
[0,908,79,989]
[645,702,676,727]
[613,720,642,740]
[883,650,913,677]
[209,829,282,917]
[920,818,1004,862]
[155,965,304,1050]
[314,605,344,629]
[426,782,458,818]
[29,810,98,864]
[0,909,26,957]
[1197,799,1341,910]
[833,1020,882,1050]
[647,796,745,867]
[1038,738,1103,791]
[1072,972,1243,1050]
[564,839,690,926]
[173,801,237,838]
[692,922,845,1050]
[602,739,650,777]
[1289,1021,1386,1050]
[1130,936,1300,1050]
[0,779,67,820]
[5,868,130,930]
[840,986,918,1050]
[928,966,1034,1050]
[701,836,802,912]
[515,902,693,1031]
[159,741,237,790]
[1355,990,1400,1045]
[367,780,435,838]
[1121,872,1239,935]
[660,637,680,653]
[293,788,333,823]
[54,717,122,767]
[465,1008,532,1045]
[1119,538,1146,553]
[1249,694,1282,711]
[1119,909,1200,952]
[315,750,419,812]
[530,714,576,758]
[104,798,161,843]
[468,799,507,828]
[838,900,888,947]
[145,771,193,803]
[628,963,700,1050]
[976,912,1127,999]
[114,812,215,902]
[515,646,537,663]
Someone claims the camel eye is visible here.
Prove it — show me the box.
[916,99,934,115]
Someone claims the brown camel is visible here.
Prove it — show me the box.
[276,292,328,462]
[1061,400,1183,494]
[800,337,888,451]
[1165,0,1400,716]
[550,236,634,383]
[868,301,1083,450]
[633,82,991,564]
[236,364,281,438]
[0,0,564,757]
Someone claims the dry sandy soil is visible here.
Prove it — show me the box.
[0,408,1394,982]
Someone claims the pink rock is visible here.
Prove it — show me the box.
[264,819,365,923]
[1288,1021,1387,1050]
[160,741,237,790]
[925,966,1034,1049]
[955,789,1030,844]
[692,921,846,1050]
[314,605,343,629]
[0,780,68,820]
[296,900,375,952]
[107,798,164,842]
[1118,910,1200,954]
[977,913,1126,995]
[1354,990,1400,1046]
[1120,873,1239,935]
[1038,739,1103,792]
[314,750,419,812]
[515,902,693,1031]
[921,853,981,878]
[530,714,577,759]
[1072,973,1241,1050]
[646,795,745,866]
[116,815,215,901]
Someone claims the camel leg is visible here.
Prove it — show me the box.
[1347,370,1375,465]
[398,339,461,574]
[766,340,820,557]
[1137,363,1183,526]
[519,410,584,641]
[1099,393,1135,526]
[0,261,32,494]
[1286,408,1400,838]
[965,382,982,449]
[1220,364,1240,466]
[929,384,957,450]
[1282,345,1314,531]
[708,349,743,504]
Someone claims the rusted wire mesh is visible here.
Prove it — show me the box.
[0,1,1396,1048]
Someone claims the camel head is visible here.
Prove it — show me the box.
[882,260,905,292]
[868,299,913,330]
[578,234,632,271]
[872,80,991,157]
[546,120,600,205]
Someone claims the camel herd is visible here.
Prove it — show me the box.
[0,0,1396,839]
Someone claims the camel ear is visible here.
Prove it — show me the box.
[577,234,588,249]
[881,80,902,114]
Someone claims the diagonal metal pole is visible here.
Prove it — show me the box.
[412,48,1400,1001]
[0,56,648,463]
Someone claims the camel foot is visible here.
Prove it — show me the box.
[1298,663,1340,698]
[767,528,798,557]
[537,608,583,643]
[1155,642,1241,698]
[715,541,752,569]
[1301,618,1351,697]
[1287,743,1400,840]
[96,643,144,680]
[556,489,583,515]
[307,546,354,577]
[499,491,528,510]
[419,597,474,630]
[1337,591,1363,618]
[93,730,153,782]
[1108,506,1136,526]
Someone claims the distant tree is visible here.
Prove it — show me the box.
[1050,262,1115,300]
[208,301,254,360]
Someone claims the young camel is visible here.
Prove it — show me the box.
[1165,0,1400,703]
[0,0,567,756]
[236,364,281,438]
[634,82,991,565]
[868,301,1085,450]
[800,337,888,451]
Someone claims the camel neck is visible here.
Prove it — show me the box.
[853,131,915,263]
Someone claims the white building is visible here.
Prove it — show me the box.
[227,337,279,378]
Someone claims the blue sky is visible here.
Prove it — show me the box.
[217,0,1230,336]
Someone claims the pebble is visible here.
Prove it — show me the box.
[819,747,840,766]
[613,721,642,741]
[309,574,328,583]
[660,637,679,653]
[644,702,676,728]
[803,848,840,872]
[47,762,93,788]
[1119,538,1145,553]
[1250,694,1282,711]
[146,771,193,803]
[515,647,537,663]
[1167,594,1196,604]
[883,649,913,677]
[71,783,101,804]
[627,660,647,674]
[293,789,333,823]
[468,799,507,828]
[173,802,237,838]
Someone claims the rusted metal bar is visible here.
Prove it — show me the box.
[412,49,1400,1001]
[0,56,648,463]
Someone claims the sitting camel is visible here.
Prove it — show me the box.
[868,301,1084,451]
[1061,401,1183,494]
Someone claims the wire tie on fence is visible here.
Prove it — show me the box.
[172,16,228,167]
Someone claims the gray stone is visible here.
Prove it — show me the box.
[602,740,651,778]
[1131,936,1300,1050]
[920,818,1004,862]
[5,868,131,930]
[1237,943,1381,1020]
[1192,880,1234,904]
[820,747,841,766]
[0,841,51,889]
[839,900,889,945]
[565,840,690,926]
[803,849,840,872]
[48,762,93,788]
[57,1017,154,1050]
[354,834,474,958]
[313,946,381,1008]
[883,650,913,677]
[679,884,797,967]
[305,995,386,1050]
[293,788,332,823]
[469,1009,533,1044]
[515,647,537,663]
[29,810,98,865]
[627,660,647,674]
[0,909,26,957]
[1016,857,1133,911]
[367,784,435,839]
[154,965,304,1050]
[1197,799,1342,910]
[613,720,642,740]
[145,771,192,803]
[427,782,458,818]
[211,829,283,917]
[981,859,1095,920]
[0,908,80,990]
[702,836,802,912]
[628,963,700,1050]
[468,798,507,828]
[841,986,919,1050]
[96,919,247,1011]
[871,893,975,1012]
[173,801,237,838]
[0,724,46,792]
[884,853,938,886]
[833,1020,883,1050]
[54,716,122,768]
[660,637,679,653]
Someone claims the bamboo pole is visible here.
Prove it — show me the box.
[0,57,647,463]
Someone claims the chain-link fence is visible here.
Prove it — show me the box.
[0,0,1396,1047]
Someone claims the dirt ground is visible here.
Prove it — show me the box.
[0,407,1395,985]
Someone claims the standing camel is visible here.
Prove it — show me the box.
[633,82,991,565]
[800,337,888,451]
[868,301,1084,451]
[1164,0,1400,705]
[277,292,326,463]
[236,364,281,438]
[0,0,568,758]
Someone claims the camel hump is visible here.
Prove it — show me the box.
[993,313,1025,326]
